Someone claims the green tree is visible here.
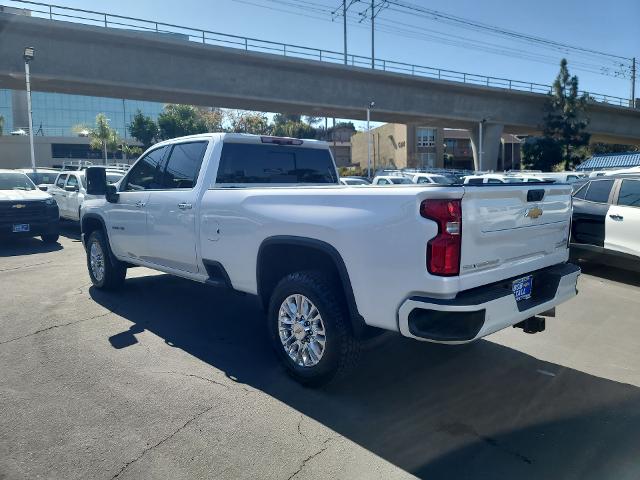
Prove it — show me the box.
[157,104,207,140]
[128,110,158,148]
[523,59,591,171]
[120,143,143,163]
[522,137,564,172]
[544,59,591,167]
[273,113,301,125]
[227,110,271,134]
[272,120,316,139]
[303,115,323,126]
[73,113,119,165]
[199,107,226,132]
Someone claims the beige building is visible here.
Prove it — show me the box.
[352,124,521,171]
[351,124,444,171]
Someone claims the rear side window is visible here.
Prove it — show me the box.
[584,179,614,203]
[467,178,484,185]
[56,174,67,188]
[215,143,337,185]
[488,178,503,184]
[124,146,167,191]
[617,180,640,207]
[161,141,208,189]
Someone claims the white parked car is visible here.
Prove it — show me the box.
[371,175,414,185]
[0,169,59,243]
[462,174,507,185]
[411,173,454,185]
[17,168,61,191]
[529,172,585,183]
[339,177,370,186]
[49,169,124,221]
[81,133,579,386]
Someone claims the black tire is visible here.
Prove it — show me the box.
[41,234,59,244]
[86,229,126,290]
[268,271,361,387]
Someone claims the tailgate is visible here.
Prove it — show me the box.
[460,184,571,277]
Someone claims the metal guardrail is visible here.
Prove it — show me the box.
[2,0,633,108]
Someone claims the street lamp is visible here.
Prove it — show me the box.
[366,101,375,179]
[23,46,36,173]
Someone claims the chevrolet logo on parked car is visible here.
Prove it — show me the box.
[525,206,543,219]
[12,204,26,209]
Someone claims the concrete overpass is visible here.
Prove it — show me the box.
[1,12,639,170]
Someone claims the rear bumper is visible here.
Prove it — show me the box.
[398,263,580,344]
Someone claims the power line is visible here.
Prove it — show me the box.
[386,0,632,63]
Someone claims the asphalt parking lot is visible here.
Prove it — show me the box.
[1,225,639,480]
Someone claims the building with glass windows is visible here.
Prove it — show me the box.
[0,88,164,168]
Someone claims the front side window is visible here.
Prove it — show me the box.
[488,178,504,184]
[617,180,640,207]
[573,183,588,199]
[215,143,337,185]
[467,178,484,185]
[161,141,208,189]
[124,147,167,191]
[584,179,614,203]
[417,177,430,184]
[66,175,79,189]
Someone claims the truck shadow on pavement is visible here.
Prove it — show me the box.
[90,273,640,480]
[0,237,63,257]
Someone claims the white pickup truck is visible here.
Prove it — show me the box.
[82,133,580,386]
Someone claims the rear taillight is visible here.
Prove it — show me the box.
[420,199,462,276]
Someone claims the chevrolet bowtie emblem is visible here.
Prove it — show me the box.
[12,204,26,209]
[525,207,543,219]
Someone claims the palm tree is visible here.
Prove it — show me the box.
[73,113,119,165]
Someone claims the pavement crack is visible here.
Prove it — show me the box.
[156,371,230,389]
[0,260,53,272]
[286,436,335,480]
[0,311,112,346]
[111,404,215,479]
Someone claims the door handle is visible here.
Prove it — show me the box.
[178,202,193,210]
[609,214,624,221]
[135,201,145,208]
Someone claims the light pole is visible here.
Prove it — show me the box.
[23,46,36,173]
[478,119,485,171]
[366,101,375,178]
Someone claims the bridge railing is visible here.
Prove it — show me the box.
[2,0,632,109]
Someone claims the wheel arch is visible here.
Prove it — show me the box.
[256,235,367,336]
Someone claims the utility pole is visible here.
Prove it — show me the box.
[367,101,375,178]
[23,47,36,173]
[478,120,484,171]
[371,0,375,69]
[631,57,636,108]
[343,0,347,65]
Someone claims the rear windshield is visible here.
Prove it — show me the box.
[389,177,413,184]
[26,171,58,185]
[0,172,36,191]
[215,143,337,186]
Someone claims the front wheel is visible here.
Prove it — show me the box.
[86,230,126,289]
[268,271,361,387]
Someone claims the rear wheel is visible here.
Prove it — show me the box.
[268,271,361,387]
[86,230,126,289]
[41,234,59,244]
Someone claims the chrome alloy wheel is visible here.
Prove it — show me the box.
[89,241,105,282]
[278,294,326,367]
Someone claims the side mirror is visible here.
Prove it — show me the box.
[38,184,48,192]
[64,185,79,192]
[106,184,119,203]
[86,167,107,196]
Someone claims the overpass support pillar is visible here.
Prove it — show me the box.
[469,122,504,171]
